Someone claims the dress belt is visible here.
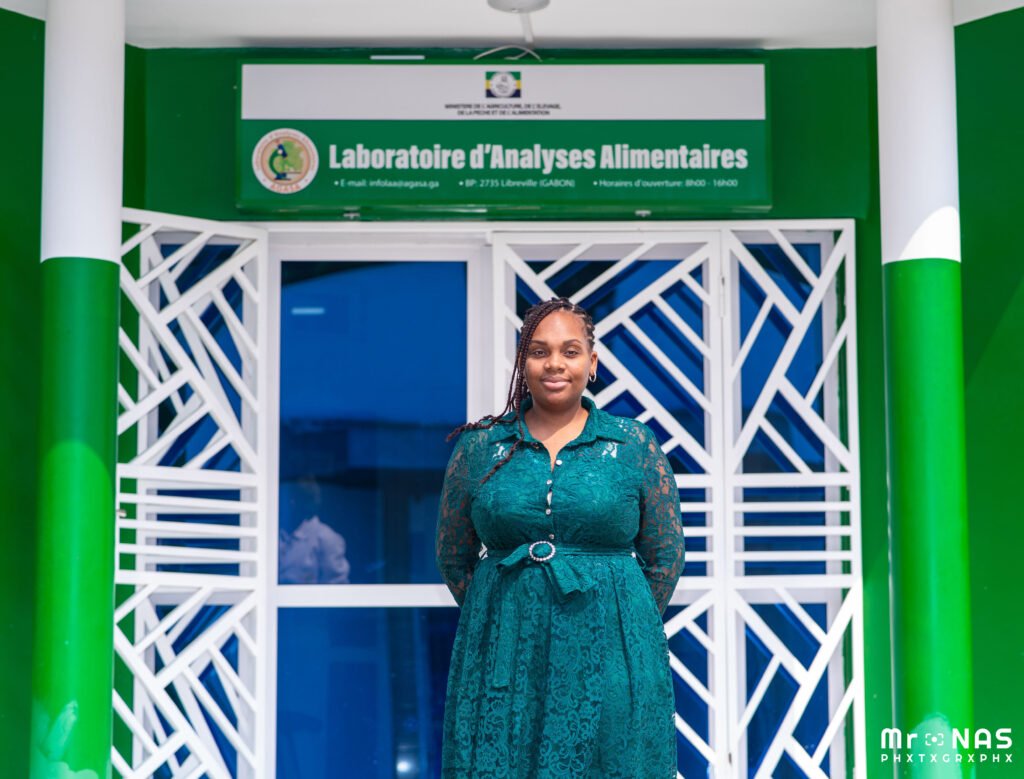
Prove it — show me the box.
[484,541,645,689]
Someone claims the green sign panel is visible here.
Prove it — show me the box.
[238,62,770,217]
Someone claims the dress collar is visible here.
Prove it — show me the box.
[482,394,629,445]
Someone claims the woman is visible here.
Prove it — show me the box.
[435,297,686,778]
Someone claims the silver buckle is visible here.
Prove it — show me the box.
[528,540,557,562]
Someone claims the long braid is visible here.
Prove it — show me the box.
[445,296,596,485]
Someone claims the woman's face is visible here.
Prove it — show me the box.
[523,310,598,409]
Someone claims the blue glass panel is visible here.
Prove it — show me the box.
[752,603,825,672]
[635,301,705,395]
[600,389,645,419]
[739,306,792,427]
[645,416,706,477]
[744,624,799,777]
[679,487,706,505]
[740,485,829,577]
[148,242,246,473]
[547,259,614,301]
[739,261,768,342]
[603,325,705,454]
[665,607,710,779]
[515,277,543,315]
[162,241,242,297]
[676,530,707,577]
[152,606,238,778]
[776,751,810,779]
[276,607,459,779]
[278,261,466,585]
[737,245,825,442]
[662,272,705,342]
[577,259,679,322]
[742,243,817,314]
[789,308,825,399]
[765,394,826,471]
[158,244,246,423]
[743,604,833,778]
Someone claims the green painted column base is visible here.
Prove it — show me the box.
[883,257,974,776]
[31,257,120,779]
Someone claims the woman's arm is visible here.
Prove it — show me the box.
[435,431,482,607]
[635,423,686,615]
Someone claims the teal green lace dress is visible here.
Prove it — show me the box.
[436,395,686,778]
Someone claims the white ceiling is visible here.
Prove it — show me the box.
[5,0,1023,50]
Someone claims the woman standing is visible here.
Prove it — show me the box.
[436,297,686,778]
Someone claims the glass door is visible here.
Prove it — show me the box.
[269,239,489,778]
[266,223,863,779]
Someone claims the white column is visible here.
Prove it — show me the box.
[32,3,125,775]
[876,0,960,265]
[40,0,125,263]
[875,0,974,767]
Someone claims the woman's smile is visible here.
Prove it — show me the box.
[541,376,571,391]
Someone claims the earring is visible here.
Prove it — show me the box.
[588,372,597,383]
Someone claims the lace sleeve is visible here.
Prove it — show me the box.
[634,423,686,615]
[435,431,482,607]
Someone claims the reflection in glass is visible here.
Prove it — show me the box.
[279,476,351,584]
[276,607,459,779]
[278,261,467,584]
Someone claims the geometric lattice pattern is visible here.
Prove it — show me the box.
[113,208,269,779]
[493,224,865,778]
[722,228,865,779]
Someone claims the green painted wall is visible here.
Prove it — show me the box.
[3,5,1020,775]
[0,22,892,773]
[0,9,44,777]
[956,8,1024,770]
[141,47,872,222]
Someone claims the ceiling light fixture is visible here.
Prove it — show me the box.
[487,0,547,45]
[487,0,549,12]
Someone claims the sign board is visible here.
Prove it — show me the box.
[238,61,770,217]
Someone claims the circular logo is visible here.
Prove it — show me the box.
[252,128,318,194]
[489,71,519,98]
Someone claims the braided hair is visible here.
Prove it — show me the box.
[446,296,596,485]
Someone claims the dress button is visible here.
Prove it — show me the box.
[545,508,551,515]
[546,479,553,485]
[555,459,563,466]
[549,533,555,540]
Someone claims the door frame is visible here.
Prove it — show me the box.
[259,218,863,778]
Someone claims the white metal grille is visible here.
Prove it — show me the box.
[110,217,863,777]
[493,223,865,779]
[113,208,269,779]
